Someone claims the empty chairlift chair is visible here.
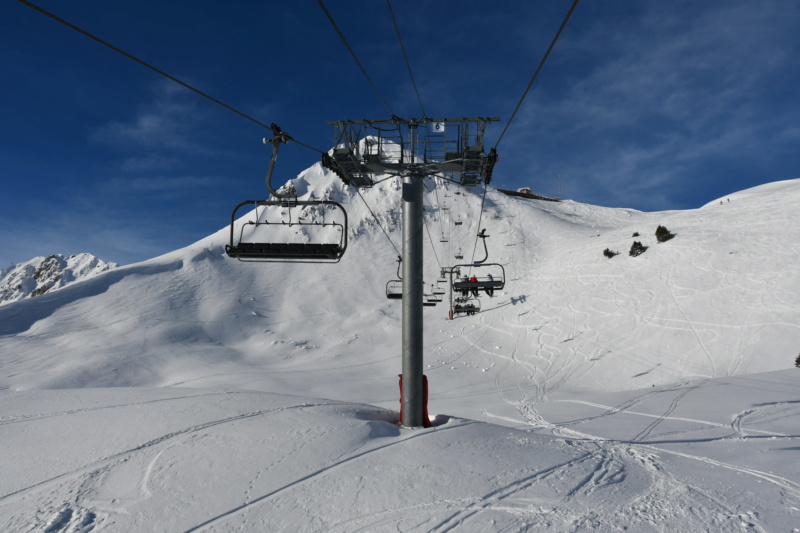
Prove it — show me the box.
[226,124,350,264]
[225,200,348,263]
[386,279,403,299]
[386,256,403,299]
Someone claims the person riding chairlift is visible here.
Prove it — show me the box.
[460,275,469,296]
[485,273,494,297]
[469,275,479,297]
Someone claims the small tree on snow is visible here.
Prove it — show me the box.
[795,353,800,368]
[603,248,619,258]
[656,225,675,242]
[629,241,646,257]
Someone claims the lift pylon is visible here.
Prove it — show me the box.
[325,117,499,428]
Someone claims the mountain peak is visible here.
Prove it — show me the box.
[0,253,117,306]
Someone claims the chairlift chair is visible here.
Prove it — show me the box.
[225,200,348,263]
[451,264,505,294]
[226,124,349,263]
[450,229,506,294]
[428,284,444,301]
[386,279,403,299]
[385,256,404,299]
[453,296,481,316]
[387,281,439,304]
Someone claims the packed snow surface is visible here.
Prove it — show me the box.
[1,167,798,532]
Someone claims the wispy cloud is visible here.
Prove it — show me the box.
[118,154,181,173]
[499,0,800,210]
[101,175,223,201]
[90,81,223,156]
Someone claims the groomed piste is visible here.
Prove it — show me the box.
[1,170,799,531]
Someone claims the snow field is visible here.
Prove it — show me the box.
[0,171,799,531]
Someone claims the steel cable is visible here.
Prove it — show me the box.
[317,0,395,117]
[16,0,328,156]
[494,0,581,149]
[386,0,426,117]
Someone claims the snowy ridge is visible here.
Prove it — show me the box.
[1,170,799,531]
[0,253,117,307]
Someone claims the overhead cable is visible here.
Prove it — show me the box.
[16,0,326,155]
[494,0,581,149]
[317,0,395,117]
[432,178,448,249]
[422,213,442,272]
[17,0,271,130]
[386,0,426,117]
[354,187,402,258]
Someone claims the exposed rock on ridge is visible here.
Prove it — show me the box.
[0,253,117,306]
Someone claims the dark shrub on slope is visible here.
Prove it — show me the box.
[656,225,675,242]
[629,241,647,257]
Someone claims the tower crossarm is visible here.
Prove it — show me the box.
[324,117,500,187]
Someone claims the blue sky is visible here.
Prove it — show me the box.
[2,0,799,266]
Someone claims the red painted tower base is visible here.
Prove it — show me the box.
[398,374,432,428]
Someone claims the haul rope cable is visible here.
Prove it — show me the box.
[420,180,444,272]
[353,187,402,258]
[386,0,427,118]
[27,0,578,274]
[19,0,410,262]
[493,0,581,150]
[317,0,425,260]
[465,0,581,267]
[16,0,326,156]
[387,0,443,274]
[317,0,395,117]
[422,211,443,273]
[432,180,448,245]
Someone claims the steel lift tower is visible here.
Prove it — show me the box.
[323,117,499,428]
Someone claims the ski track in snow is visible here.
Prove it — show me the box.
[184,420,479,532]
[2,177,800,531]
[1,400,352,532]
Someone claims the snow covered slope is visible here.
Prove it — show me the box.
[0,253,116,306]
[1,169,796,395]
[0,168,798,531]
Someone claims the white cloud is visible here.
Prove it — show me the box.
[496,0,800,210]
[102,175,222,196]
[89,80,223,155]
[118,154,181,173]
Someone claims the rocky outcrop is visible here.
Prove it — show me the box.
[0,253,117,306]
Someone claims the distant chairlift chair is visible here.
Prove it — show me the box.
[386,256,404,299]
[453,296,481,316]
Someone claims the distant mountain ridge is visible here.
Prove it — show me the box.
[0,253,117,306]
